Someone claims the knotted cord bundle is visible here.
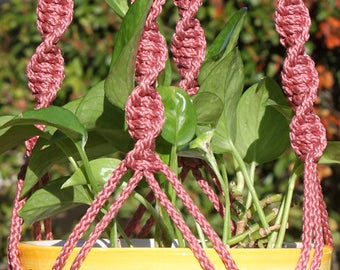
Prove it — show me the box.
[275,0,333,269]
[7,0,333,269]
[7,1,73,269]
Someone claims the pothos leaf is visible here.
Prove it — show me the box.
[20,178,92,225]
[157,86,197,146]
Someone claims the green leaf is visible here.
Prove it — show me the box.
[320,141,340,164]
[105,0,129,17]
[178,130,215,160]
[76,81,125,130]
[206,7,247,60]
[0,115,15,127]
[76,81,132,152]
[0,125,47,154]
[105,0,153,109]
[20,131,120,198]
[198,49,244,153]
[158,86,197,146]
[21,136,77,197]
[3,106,87,147]
[20,178,92,225]
[235,78,290,164]
[192,92,223,126]
[62,158,121,188]
[63,97,84,114]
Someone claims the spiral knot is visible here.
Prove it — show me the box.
[135,27,168,86]
[290,113,327,162]
[26,0,73,108]
[27,45,65,108]
[171,0,206,95]
[274,0,311,47]
[281,53,318,107]
[125,85,164,141]
[37,0,73,42]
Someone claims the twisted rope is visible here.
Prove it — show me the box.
[274,0,333,269]
[171,0,206,95]
[179,158,225,218]
[52,0,238,268]
[7,1,73,269]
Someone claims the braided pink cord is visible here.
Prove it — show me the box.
[7,165,28,269]
[171,0,206,95]
[274,0,332,269]
[52,0,168,268]
[53,0,237,268]
[179,158,225,217]
[7,1,73,269]
[124,191,155,237]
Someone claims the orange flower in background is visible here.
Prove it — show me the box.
[317,17,340,49]
[316,64,335,90]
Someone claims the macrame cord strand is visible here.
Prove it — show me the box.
[7,0,333,269]
[274,0,333,269]
[7,1,73,269]
[51,0,237,269]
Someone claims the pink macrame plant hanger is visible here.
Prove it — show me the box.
[7,0,333,269]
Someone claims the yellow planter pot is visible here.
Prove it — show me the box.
[18,241,333,270]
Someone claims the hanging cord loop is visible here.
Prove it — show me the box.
[274,0,333,269]
[7,1,73,269]
[52,0,238,268]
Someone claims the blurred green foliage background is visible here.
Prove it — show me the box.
[0,0,339,265]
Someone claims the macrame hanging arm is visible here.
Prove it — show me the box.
[52,0,238,269]
[7,1,73,269]
[274,0,333,269]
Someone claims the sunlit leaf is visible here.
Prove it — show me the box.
[235,78,290,164]
[206,7,247,60]
[158,86,197,146]
[62,158,121,188]
[104,0,129,17]
[198,49,244,153]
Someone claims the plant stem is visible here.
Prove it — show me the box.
[230,143,269,229]
[205,152,231,244]
[109,220,118,247]
[195,222,207,248]
[267,195,285,248]
[167,144,185,247]
[217,155,232,243]
[227,210,277,246]
[275,166,299,248]
[74,141,100,193]
[245,161,256,210]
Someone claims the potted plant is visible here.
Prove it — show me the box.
[3,0,335,269]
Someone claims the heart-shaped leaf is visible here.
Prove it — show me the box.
[198,49,244,153]
[158,86,197,146]
[235,78,290,164]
